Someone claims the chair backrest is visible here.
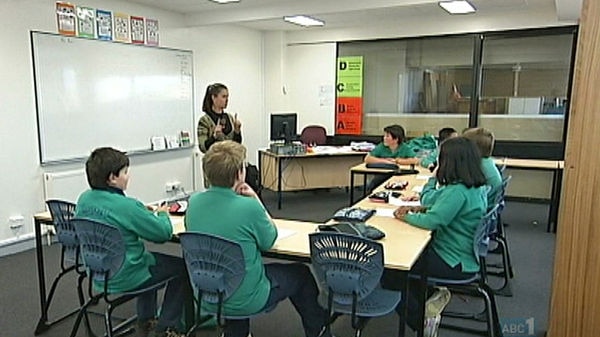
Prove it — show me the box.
[300,125,327,145]
[309,232,383,305]
[179,232,245,304]
[71,218,126,283]
[474,204,500,261]
[496,175,512,213]
[46,199,78,261]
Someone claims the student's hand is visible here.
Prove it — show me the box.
[233,113,242,133]
[401,194,420,201]
[393,206,411,219]
[235,182,257,198]
[156,202,169,213]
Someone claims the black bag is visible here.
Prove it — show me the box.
[318,222,386,240]
[245,163,261,193]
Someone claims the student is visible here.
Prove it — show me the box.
[197,83,242,154]
[364,124,419,191]
[75,147,190,337]
[419,127,458,169]
[462,127,503,210]
[391,137,488,337]
[185,140,331,337]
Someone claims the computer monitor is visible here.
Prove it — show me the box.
[270,113,297,144]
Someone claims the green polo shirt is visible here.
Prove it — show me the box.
[482,157,503,210]
[369,142,415,159]
[405,179,487,273]
[185,187,277,316]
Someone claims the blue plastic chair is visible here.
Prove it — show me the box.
[69,218,176,337]
[486,175,514,297]
[35,200,89,335]
[421,205,503,337]
[309,232,402,337]
[179,232,275,336]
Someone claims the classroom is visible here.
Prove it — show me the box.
[0,0,598,337]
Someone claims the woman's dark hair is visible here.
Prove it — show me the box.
[85,147,129,189]
[383,124,406,143]
[202,83,228,113]
[436,137,486,188]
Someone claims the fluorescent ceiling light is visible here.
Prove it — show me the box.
[283,15,325,27]
[208,0,240,4]
[438,0,476,14]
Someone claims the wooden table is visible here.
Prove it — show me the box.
[493,157,564,232]
[349,163,429,205]
[258,147,365,209]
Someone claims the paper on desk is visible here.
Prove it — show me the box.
[376,208,396,218]
[416,175,431,180]
[277,228,297,241]
[412,185,424,193]
[388,197,421,207]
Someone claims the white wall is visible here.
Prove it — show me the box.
[0,0,264,248]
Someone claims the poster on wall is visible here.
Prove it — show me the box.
[146,18,159,46]
[76,6,95,38]
[56,2,76,36]
[96,9,113,40]
[335,56,364,135]
[130,16,145,44]
[113,12,130,42]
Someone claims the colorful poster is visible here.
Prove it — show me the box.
[146,18,159,46]
[56,2,76,36]
[113,12,130,42]
[335,56,364,135]
[96,9,113,40]
[130,16,145,44]
[76,6,95,38]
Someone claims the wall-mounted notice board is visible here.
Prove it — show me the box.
[31,31,194,164]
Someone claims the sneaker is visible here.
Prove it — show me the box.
[423,287,451,337]
[136,318,157,337]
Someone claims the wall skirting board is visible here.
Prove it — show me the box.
[0,229,52,257]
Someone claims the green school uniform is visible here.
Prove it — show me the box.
[75,188,173,293]
[369,142,415,159]
[185,187,277,316]
[482,157,503,210]
[405,179,487,273]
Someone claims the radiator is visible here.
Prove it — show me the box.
[43,169,87,203]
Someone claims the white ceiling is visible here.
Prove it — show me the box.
[122,0,580,31]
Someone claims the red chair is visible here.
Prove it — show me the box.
[300,125,327,145]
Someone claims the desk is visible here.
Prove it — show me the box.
[349,163,429,205]
[494,158,564,232]
[258,148,365,209]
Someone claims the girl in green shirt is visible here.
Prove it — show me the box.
[387,137,488,334]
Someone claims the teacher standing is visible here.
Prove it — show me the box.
[197,83,242,153]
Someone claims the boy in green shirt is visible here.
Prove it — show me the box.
[75,147,190,337]
[419,127,458,169]
[463,127,503,210]
[185,141,330,337]
[364,124,419,191]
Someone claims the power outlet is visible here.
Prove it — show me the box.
[9,215,24,229]
[165,181,182,192]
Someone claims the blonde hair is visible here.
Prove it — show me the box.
[202,140,246,187]
[462,127,495,157]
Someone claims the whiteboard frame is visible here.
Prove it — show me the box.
[30,31,195,165]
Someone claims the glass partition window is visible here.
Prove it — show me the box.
[479,34,574,141]
[338,36,474,136]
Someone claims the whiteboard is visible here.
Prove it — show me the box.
[31,31,194,164]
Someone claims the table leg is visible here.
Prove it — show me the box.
[548,168,563,233]
[362,173,368,199]
[258,151,263,197]
[34,218,49,334]
[277,157,282,209]
[350,171,355,205]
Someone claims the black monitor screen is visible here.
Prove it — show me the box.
[270,113,297,143]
